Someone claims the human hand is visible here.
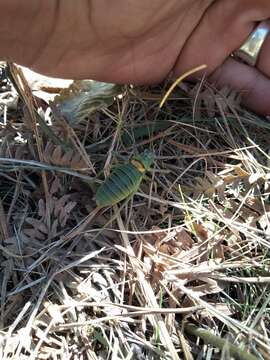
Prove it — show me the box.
[1,0,270,115]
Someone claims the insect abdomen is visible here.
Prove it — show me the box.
[96,163,142,207]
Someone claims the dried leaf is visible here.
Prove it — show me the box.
[175,228,194,249]
[53,80,123,125]
[188,278,224,297]
[44,142,86,169]
[198,303,233,318]
[44,302,64,324]
[190,166,269,200]
[25,218,48,234]
[52,145,62,165]
[38,199,46,218]
[23,227,47,240]
[192,222,208,242]
[50,177,61,195]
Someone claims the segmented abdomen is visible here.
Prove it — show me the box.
[96,163,143,207]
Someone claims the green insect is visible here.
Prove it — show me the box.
[96,150,154,207]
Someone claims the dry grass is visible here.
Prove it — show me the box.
[0,62,270,359]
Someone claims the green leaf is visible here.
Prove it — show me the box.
[122,121,171,145]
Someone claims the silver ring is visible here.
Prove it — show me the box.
[233,20,270,66]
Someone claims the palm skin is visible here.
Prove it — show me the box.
[25,0,209,83]
[1,0,270,114]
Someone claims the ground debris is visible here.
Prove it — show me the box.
[0,63,270,359]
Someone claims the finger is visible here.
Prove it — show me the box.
[173,1,255,78]
[209,57,270,115]
[173,0,270,79]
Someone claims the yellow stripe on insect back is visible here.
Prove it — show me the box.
[131,159,146,173]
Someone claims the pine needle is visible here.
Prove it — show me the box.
[159,64,207,108]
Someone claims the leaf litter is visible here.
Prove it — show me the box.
[0,63,270,359]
